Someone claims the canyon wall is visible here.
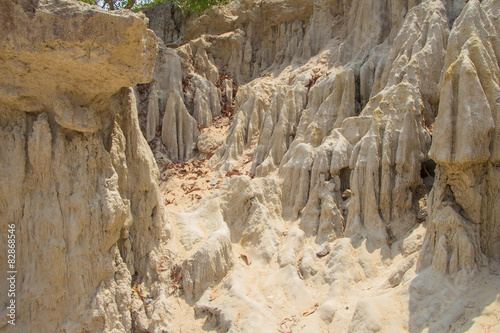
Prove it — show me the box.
[141,0,500,331]
[145,0,498,260]
[0,1,171,332]
[0,0,498,332]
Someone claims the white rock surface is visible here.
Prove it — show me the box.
[144,0,500,331]
[3,0,500,332]
[0,1,170,332]
[161,89,198,161]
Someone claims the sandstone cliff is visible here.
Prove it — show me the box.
[0,1,171,331]
[141,0,500,331]
[1,0,500,332]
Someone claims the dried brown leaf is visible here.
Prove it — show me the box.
[302,303,319,316]
[239,253,252,266]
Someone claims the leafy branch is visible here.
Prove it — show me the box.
[78,0,230,13]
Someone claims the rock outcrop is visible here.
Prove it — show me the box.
[0,1,169,332]
[141,0,500,331]
[419,0,500,277]
[144,2,193,47]
[2,0,500,332]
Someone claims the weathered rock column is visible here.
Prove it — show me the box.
[0,1,169,331]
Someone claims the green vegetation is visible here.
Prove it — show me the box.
[138,0,230,13]
[78,0,230,13]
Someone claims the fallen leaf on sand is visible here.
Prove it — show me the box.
[209,286,220,301]
[226,169,242,177]
[239,253,252,266]
[186,187,201,194]
[302,303,319,316]
[243,157,254,165]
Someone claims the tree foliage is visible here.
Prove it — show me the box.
[78,0,230,13]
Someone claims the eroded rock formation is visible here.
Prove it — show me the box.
[2,0,500,332]
[0,1,170,331]
[420,0,500,278]
[141,0,500,331]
